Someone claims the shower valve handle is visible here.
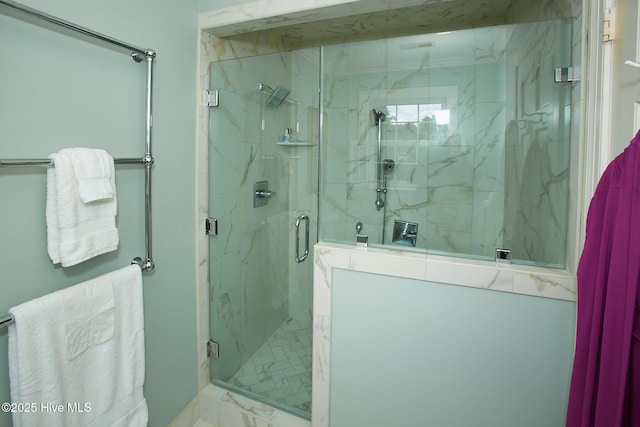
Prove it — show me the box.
[255,190,276,198]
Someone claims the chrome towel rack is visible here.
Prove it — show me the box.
[1,315,15,329]
[0,0,155,272]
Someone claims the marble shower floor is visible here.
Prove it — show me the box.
[226,318,313,416]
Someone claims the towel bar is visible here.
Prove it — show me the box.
[0,157,148,167]
[0,0,156,272]
[0,258,147,330]
[0,314,15,329]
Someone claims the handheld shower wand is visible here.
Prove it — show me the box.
[372,109,387,210]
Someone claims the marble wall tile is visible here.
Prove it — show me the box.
[473,101,506,192]
[507,0,573,22]
[471,191,505,257]
[319,183,348,241]
[428,144,475,187]
[512,269,577,300]
[199,384,310,427]
[323,110,349,182]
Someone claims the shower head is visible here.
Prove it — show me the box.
[375,193,385,210]
[371,108,386,126]
[264,85,291,109]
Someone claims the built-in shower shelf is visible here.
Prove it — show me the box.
[276,142,315,146]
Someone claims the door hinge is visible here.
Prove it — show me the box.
[202,89,219,107]
[205,217,218,236]
[603,7,616,42]
[207,340,220,359]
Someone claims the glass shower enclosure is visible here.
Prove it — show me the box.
[321,19,573,269]
[207,17,573,420]
[208,49,319,419]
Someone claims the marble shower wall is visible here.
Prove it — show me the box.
[321,19,572,267]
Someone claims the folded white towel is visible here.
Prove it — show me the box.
[60,148,115,203]
[8,265,148,427]
[46,148,119,267]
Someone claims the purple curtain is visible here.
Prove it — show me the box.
[566,130,640,427]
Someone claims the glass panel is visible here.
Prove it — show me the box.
[209,49,319,419]
[319,19,572,268]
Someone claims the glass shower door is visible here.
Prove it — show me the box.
[208,50,319,419]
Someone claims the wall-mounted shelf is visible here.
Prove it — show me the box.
[277,142,315,146]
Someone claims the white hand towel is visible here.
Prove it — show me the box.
[60,148,115,203]
[8,265,148,427]
[46,149,119,267]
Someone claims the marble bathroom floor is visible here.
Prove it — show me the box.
[226,318,313,417]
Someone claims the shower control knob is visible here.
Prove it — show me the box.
[255,190,276,198]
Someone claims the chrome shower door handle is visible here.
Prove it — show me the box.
[295,214,310,263]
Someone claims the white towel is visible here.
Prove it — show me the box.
[8,265,148,427]
[61,148,115,203]
[46,148,119,267]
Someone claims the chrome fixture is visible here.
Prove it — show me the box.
[295,214,310,263]
[0,0,156,272]
[371,108,386,126]
[203,89,219,107]
[375,188,385,210]
[255,189,276,198]
[0,314,15,329]
[554,67,578,83]
[392,220,418,247]
[355,221,368,247]
[259,82,291,108]
[205,217,218,236]
[253,180,276,207]
[0,0,150,58]
[496,248,512,263]
[376,159,395,211]
[206,340,220,359]
[372,108,388,211]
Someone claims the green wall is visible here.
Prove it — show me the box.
[331,269,576,427]
[0,0,198,425]
[199,0,246,13]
